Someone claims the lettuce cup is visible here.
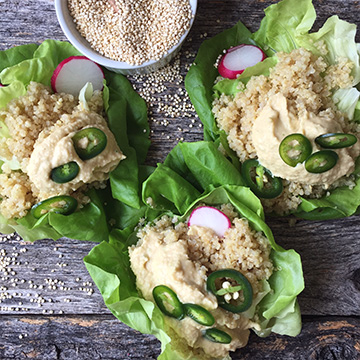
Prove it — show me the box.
[84,141,304,360]
[0,40,150,242]
[185,0,360,220]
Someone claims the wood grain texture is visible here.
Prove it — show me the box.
[269,216,360,316]
[0,0,360,359]
[1,315,359,360]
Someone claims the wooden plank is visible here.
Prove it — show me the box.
[0,236,108,315]
[269,216,360,316]
[1,315,359,359]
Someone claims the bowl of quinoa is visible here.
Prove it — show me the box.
[55,0,197,75]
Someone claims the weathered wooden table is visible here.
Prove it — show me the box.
[1,0,359,359]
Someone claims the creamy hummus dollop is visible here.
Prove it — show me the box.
[27,109,125,199]
[129,208,273,359]
[252,93,360,185]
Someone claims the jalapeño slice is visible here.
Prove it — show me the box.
[315,133,358,149]
[51,161,79,183]
[206,269,253,313]
[279,133,312,167]
[184,303,215,326]
[241,159,283,199]
[31,195,78,219]
[72,127,107,160]
[305,150,338,173]
[203,328,232,344]
[152,285,184,320]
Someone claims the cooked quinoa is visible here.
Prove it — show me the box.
[68,0,193,65]
[0,82,113,219]
[212,48,360,214]
[133,203,273,297]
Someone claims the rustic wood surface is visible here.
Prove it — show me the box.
[1,0,360,359]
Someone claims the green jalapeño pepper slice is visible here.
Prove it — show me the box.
[315,133,358,149]
[184,303,215,326]
[305,150,338,173]
[31,195,78,219]
[72,127,107,160]
[241,159,283,199]
[51,161,79,183]
[206,269,253,313]
[279,133,312,167]
[152,285,184,320]
[203,328,232,344]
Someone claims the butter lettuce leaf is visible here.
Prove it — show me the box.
[252,0,316,55]
[0,81,26,109]
[184,21,254,141]
[84,141,304,359]
[297,15,360,85]
[0,40,150,241]
[213,56,278,97]
[0,40,80,88]
[0,43,38,73]
[105,68,151,208]
[185,0,360,219]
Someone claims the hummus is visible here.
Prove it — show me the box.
[129,207,273,359]
[27,109,125,199]
[252,93,360,185]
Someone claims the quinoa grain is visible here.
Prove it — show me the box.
[68,0,193,65]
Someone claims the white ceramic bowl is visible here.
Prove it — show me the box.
[55,0,197,75]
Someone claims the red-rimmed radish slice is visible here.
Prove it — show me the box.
[51,56,104,96]
[108,0,119,12]
[218,44,266,79]
[188,206,231,237]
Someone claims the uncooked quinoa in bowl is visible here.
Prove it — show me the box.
[55,0,197,74]
[185,0,360,219]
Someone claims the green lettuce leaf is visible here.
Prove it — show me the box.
[185,0,360,219]
[213,56,278,97]
[332,87,360,120]
[0,81,27,109]
[252,0,316,55]
[297,15,360,85]
[0,40,149,241]
[84,141,304,359]
[0,43,38,73]
[184,21,254,141]
[0,40,80,88]
[105,68,151,208]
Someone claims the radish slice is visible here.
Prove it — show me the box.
[188,206,231,237]
[218,44,266,79]
[108,0,119,12]
[51,56,104,96]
